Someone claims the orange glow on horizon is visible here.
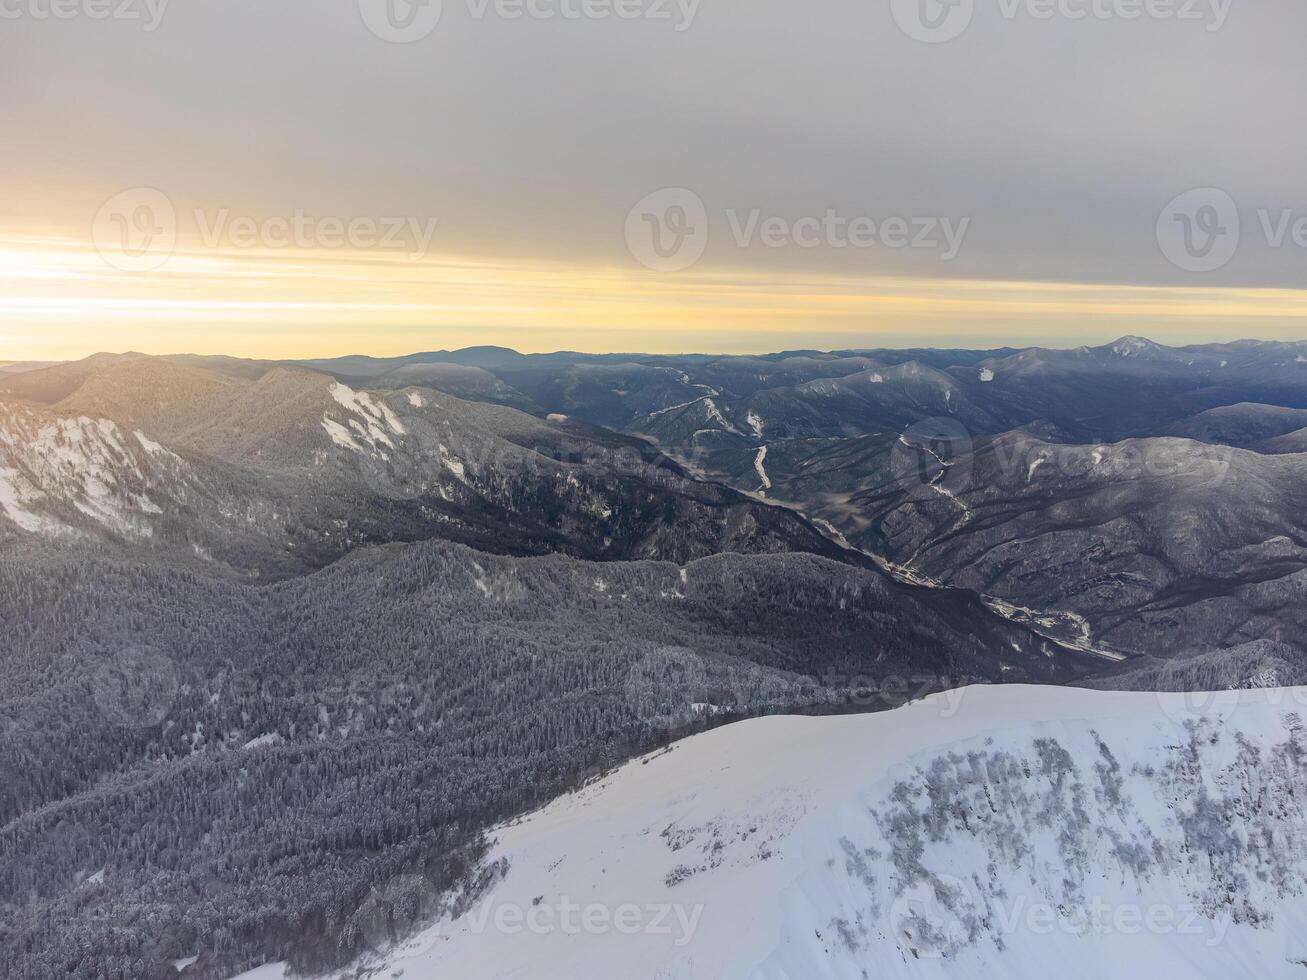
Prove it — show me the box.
[3,236,1307,362]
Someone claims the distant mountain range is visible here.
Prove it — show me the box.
[5,336,1307,979]
[162,334,1304,672]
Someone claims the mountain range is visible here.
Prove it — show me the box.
[172,335,1307,673]
[4,336,1307,979]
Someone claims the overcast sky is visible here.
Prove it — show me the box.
[2,0,1305,357]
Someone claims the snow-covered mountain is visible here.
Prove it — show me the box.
[0,399,200,539]
[228,684,1307,980]
[420,338,1307,666]
[850,430,1307,661]
[13,341,1307,980]
[0,356,860,573]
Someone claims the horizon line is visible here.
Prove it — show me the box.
[9,332,1307,369]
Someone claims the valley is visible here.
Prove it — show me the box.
[5,337,1307,979]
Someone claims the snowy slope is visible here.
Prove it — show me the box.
[230,685,1307,980]
[0,401,189,538]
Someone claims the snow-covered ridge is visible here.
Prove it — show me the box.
[320,382,472,491]
[232,684,1307,980]
[322,382,408,455]
[0,403,183,537]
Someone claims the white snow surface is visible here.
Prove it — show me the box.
[0,406,180,537]
[241,733,283,751]
[324,382,407,455]
[321,383,467,484]
[701,397,743,435]
[230,684,1307,980]
[752,445,771,492]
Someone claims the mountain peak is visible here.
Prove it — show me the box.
[1106,335,1165,357]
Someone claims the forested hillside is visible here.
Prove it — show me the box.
[0,534,1093,979]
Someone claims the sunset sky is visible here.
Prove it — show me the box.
[4,0,1306,361]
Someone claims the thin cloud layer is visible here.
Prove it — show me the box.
[1,0,1304,356]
